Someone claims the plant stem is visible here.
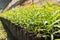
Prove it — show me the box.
[51,34,54,40]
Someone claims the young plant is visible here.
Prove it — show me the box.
[0,5,60,40]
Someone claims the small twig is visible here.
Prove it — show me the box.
[54,25,60,28]
[51,19,60,26]
[53,30,60,34]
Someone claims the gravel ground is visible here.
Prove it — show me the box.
[0,21,7,40]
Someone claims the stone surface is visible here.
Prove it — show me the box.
[21,0,60,6]
[0,0,11,13]
[3,0,20,11]
[0,0,60,13]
